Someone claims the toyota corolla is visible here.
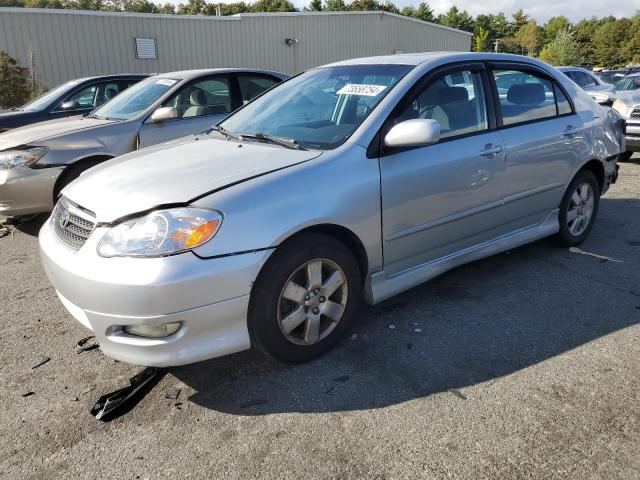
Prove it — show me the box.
[39,53,624,367]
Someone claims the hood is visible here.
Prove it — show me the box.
[0,115,114,150]
[63,135,322,223]
[614,90,640,107]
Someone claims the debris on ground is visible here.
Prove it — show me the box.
[333,375,349,383]
[350,333,357,340]
[388,324,396,330]
[448,388,468,400]
[164,388,181,400]
[22,391,35,397]
[90,367,165,421]
[32,356,50,369]
[414,328,422,333]
[569,247,622,263]
[0,215,37,239]
[75,336,99,354]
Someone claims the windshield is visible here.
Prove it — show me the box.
[21,81,80,112]
[91,77,178,120]
[615,76,640,91]
[219,64,412,150]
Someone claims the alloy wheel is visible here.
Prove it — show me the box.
[277,258,349,346]
[567,182,594,237]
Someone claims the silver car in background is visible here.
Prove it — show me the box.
[558,66,616,105]
[40,53,623,367]
[0,68,286,216]
[612,73,640,162]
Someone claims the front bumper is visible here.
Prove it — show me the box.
[0,166,63,216]
[625,120,640,151]
[39,217,273,366]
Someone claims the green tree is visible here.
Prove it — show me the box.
[626,12,640,64]
[543,16,572,43]
[509,8,528,36]
[515,20,542,56]
[473,26,491,52]
[325,0,347,10]
[574,17,601,65]
[250,0,296,12]
[0,51,30,109]
[539,29,582,65]
[157,2,175,13]
[592,18,633,67]
[402,2,435,22]
[437,6,475,33]
[304,0,323,10]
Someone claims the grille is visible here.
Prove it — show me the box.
[52,198,96,250]
[631,108,640,119]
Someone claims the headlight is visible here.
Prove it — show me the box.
[612,100,629,117]
[97,208,223,258]
[0,146,48,170]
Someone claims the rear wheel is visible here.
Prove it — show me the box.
[557,170,600,247]
[248,233,362,363]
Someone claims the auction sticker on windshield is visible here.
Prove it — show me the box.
[337,84,387,96]
[156,79,178,86]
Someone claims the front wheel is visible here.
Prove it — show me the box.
[248,233,362,364]
[557,170,600,247]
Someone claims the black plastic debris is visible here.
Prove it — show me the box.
[22,391,35,397]
[164,388,181,400]
[75,336,99,354]
[333,375,349,383]
[448,388,468,400]
[90,367,166,421]
[32,356,50,369]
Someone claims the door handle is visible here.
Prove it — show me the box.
[563,126,583,137]
[480,145,503,156]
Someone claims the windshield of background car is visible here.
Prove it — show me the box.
[219,64,413,150]
[21,81,79,111]
[614,76,640,91]
[91,77,178,120]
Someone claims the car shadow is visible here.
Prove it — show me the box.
[1,213,48,237]
[172,196,640,415]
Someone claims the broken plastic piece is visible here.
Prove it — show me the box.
[75,336,99,354]
[164,388,181,400]
[32,356,50,369]
[90,367,165,421]
[22,391,35,397]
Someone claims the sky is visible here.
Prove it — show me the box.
[192,0,640,23]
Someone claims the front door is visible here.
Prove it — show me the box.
[138,75,234,148]
[380,65,506,275]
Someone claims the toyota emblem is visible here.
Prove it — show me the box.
[59,210,70,229]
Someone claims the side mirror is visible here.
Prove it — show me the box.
[60,100,79,111]
[150,107,178,123]
[384,119,441,149]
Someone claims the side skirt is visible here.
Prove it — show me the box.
[365,209,560,305]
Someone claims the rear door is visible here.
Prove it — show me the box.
[137,74,236,148]
[379,63,506,274]
[489,63,583,231]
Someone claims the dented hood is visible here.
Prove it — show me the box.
[0,115,114,150]
[63,135,322,223]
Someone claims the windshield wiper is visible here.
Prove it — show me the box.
[209,125,242,141]
[239,132,307,151]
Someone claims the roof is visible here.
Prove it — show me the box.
[324,52,550,68]
[153,68,287,80]
[0,7,473,37]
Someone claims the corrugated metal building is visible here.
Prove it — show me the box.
[0,7,472,88]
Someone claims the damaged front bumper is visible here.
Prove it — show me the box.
[0,165,63,216]
[39,217,273,367]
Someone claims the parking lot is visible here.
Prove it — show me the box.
[0,158,638,478]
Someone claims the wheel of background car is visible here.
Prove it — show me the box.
[53,157,109,201]
[248,233,362,364]
[557,170,600,247]
[619,151,633,162]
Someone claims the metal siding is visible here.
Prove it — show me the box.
[0,9,471,88]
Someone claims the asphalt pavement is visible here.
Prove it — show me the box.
[1,159,639,479]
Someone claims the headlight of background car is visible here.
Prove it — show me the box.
[612,100,629,117]
[0,146,48,170]
[97,208,223,258]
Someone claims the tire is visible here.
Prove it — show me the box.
[557,170,600,247]
[619,151,633,162]
[248,233,362,364]
[53,157,107,201]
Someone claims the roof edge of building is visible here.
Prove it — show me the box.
[0,7,474,36]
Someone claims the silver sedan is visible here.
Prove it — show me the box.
[0,68,287,216]
[39,52,624,367]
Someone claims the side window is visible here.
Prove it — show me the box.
[95,82,120,107]
[555,85,573,115]
[164,77,231,118]
[584,73,598,88]
[392,68,488,140]
[572,71,590,88]
[494,69,557,126]
[66,84,98,109]
[238,75,279,104]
